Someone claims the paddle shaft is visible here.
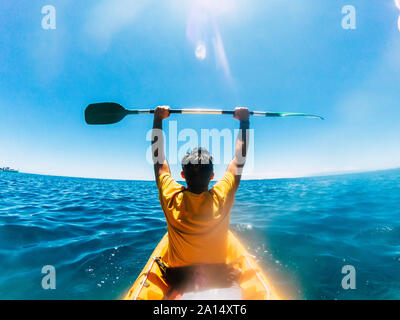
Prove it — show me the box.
[127,109,282,117]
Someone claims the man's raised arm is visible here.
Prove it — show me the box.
[226,107,250,190]
[152,106,171,179]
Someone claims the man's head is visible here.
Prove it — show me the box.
[181,147,214,193]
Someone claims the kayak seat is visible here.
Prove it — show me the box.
[162,263,241,293]
[179,285,243,300]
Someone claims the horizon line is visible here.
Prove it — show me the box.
[4,166,399,183]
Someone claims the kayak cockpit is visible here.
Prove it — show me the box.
[124,231,282,300]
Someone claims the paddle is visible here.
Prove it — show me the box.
[85,102,324,125]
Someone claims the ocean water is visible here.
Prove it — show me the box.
[0,169,399,300]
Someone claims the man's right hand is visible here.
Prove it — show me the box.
[154,105,170,121]
[234,107,250,122]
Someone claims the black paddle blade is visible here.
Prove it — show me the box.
[85,102,128,125]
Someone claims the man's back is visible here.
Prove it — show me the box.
[151,106,250,268]
[157,171,236,267]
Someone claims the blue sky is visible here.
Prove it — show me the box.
[1,0,399,180]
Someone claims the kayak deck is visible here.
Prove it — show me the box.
[123,231,282,300]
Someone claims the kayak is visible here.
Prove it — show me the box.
[123,231,282,300]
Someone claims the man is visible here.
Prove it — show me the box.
[151,105,250,273]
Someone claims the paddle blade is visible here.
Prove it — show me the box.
[273,112,324,120]
[85,102,128,125]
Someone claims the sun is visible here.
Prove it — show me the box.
[196,0,234,16]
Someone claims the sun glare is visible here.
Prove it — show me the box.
[398,16,400,32]
[186,0,235,78]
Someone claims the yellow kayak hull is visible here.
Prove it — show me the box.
[124,230,282,300]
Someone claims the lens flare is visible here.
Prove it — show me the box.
[212,30,230,78]
[195,42,207,60]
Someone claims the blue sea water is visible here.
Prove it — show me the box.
[0,169,399,300]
